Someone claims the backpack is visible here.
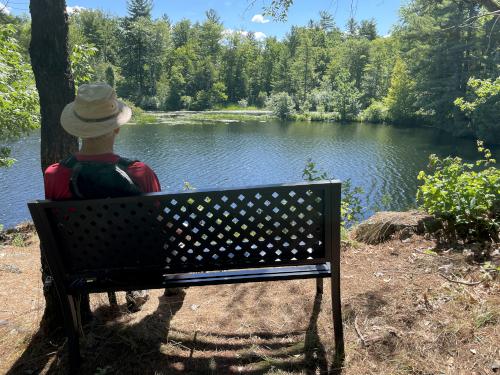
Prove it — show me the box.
[60,155,143,199]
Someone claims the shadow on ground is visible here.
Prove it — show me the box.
[6,288,342,374]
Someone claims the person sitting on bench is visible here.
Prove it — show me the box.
[43,82,160,312]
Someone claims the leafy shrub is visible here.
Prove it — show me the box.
[0,24,39,167]
[139,95,160,110]
[417,141,500,242]
[266,92,295,120]
[302,159,364,227]
[255,91,268,108]
[238,98,248,108]
[180,95,192,110]
[360,100,388,123]
[70,43,98,89]
[308,89,334,112]
[192,82,228,110]
[121,99,156,124]
[191,90,211,110]
[454,77,500,144]
[293,112,341,122]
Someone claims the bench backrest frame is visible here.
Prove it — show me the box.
[29,180,341,291]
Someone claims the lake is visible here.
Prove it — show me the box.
[0,118,495,229]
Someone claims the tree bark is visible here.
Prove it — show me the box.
[30,0,78,171]
[29,0,80,332]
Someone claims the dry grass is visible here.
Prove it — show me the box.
[0,233,499,374]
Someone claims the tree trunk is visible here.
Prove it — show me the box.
[29,0,80,332]
[30,0,78,172]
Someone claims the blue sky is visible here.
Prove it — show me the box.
[6,0,405,38]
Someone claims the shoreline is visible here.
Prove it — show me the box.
[132,110,498,145]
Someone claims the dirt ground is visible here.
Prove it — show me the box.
[0,233,499,375]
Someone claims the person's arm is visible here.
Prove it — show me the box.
[126,162,161,193]
[44,164,73,199]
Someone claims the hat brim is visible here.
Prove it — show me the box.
[60,100,132,139]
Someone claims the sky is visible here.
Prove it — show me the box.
[4,0,405,39]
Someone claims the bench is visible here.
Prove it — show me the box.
[28,180,344,369]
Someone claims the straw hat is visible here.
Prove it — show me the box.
[61,83,132,138]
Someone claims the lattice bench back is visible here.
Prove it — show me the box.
[29,181,339,283]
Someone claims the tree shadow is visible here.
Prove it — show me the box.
[7,286,340,374]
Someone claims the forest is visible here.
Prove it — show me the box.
[1,0,499,167]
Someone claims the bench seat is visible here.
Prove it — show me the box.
[67,263,332,293]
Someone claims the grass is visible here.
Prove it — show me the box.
[189,112,273,122]
[213,104,262,111]
[292,112,342,122]
[134,113,157,125]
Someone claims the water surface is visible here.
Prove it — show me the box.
[0,119,494,228]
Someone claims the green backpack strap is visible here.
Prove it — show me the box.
[60,155,78,169]
[116,157,139,170]
[59,155,85,198]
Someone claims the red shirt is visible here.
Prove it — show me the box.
[44,153,161,200]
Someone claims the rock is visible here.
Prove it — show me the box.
[353,211,440,245]
[399,227,414,241]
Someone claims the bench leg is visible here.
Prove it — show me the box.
[64,295,81,370]
[107,292,118,307]
[331,271,345,367]
[316,277,324,295]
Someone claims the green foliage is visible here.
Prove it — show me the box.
[292,112,340,122]
[302,159,328,181]
[384,57,416,124]
[302,159,364,227]
[330,69,361,122]
[127,0,153,20]
[238,98,248,108]
[396,0,498,137]
[105,65,115,87]
[454,77,500,144]
[121,98,156,124]
[360,100,388,123]
[191,82,228,110]
[255,91,268,108]
[70,44,98,88]
[266,92,295,120]
[417,141,500,242]
[11,233,26,247]
[180,95,192,110]
[0,24,39,168]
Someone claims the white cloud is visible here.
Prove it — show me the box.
[254,31,267,41]
[223,28,249,38]
[251,14,270,24]
[66,6,86,15]
[223,29,267,42]
[0,5,11,15]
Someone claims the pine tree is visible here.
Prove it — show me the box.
[384,57,415,124]
[127,0,153,21]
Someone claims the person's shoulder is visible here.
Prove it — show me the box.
[127,160,155,172]
[44,162,70,176]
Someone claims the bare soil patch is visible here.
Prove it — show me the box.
[1,233,498,374]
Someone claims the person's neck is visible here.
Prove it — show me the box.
[79,142,114,155]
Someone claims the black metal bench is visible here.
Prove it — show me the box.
[28,180,344,369]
